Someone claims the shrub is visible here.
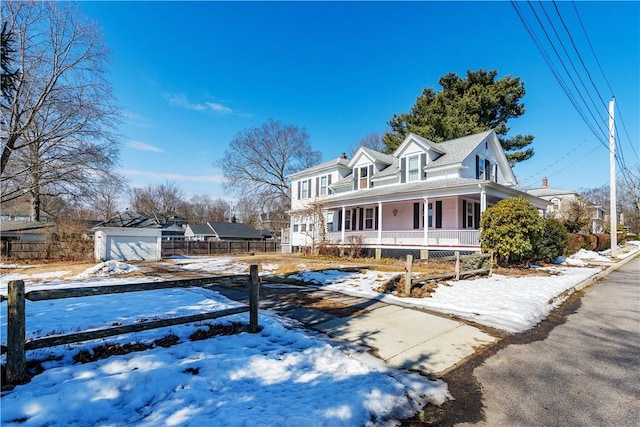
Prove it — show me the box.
[317,242,340,257]
[480,196,544,266]
[581,234,597,251]
[566,234,583,255]
[344,235,365,258]
[535,218,568,262]
[594,233,611,251]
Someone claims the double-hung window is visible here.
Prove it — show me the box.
[301,180,309,199]
[345,210,351,230]
[365,208,374,229]
[408,155,419,182]
[320,175,328,196]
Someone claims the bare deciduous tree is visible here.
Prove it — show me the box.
[128,182,187,220]
[348,132,388,158]
[185,195,229,223]
[1,1,121,220]
[218,119,321,211]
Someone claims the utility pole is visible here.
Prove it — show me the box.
[609,97,617,257]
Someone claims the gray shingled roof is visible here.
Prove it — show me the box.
[359,147,395,165]
[428,130,493,168]
[526,188,575,198]
[288,156,350,179]
[404,133,445,154]
[95,211,161,228]
[208,222,264,240]
[188,224,216,235]
[326,177,490,203]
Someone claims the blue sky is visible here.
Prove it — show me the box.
[78,1,639,202]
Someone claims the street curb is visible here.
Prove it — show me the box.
[571,249,639,294]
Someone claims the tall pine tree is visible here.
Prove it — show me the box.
[384,69,534,165]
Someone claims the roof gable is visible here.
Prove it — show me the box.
[393,133,445,158]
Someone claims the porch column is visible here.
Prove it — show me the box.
[480,185,487,213]
[341,206,346,242]
[377,202,383,244]
[423,197,429,245]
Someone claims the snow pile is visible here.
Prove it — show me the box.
[290,266,601,333]
[1,288,449,426]
[74,260,140,278]
[167,256,249,274]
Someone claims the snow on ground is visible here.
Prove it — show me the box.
[1,244,636,425]
[165,256,249,274]
[72,260,140,278]
[1,278,448,426]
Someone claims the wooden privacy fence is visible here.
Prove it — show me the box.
[162,240,281,257]
[3,265,261,385]
[404,252,493,294]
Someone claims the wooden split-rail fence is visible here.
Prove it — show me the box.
[404,251,493,294]
[3,266,261,385]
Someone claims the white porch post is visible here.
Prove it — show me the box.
[377,202,383,244]
[480,185,487,213]
[423,197,429,245]
[341,206,346,242]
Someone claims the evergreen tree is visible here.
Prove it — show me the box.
[384,69,534,165]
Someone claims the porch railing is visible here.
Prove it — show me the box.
[326,229,480,247]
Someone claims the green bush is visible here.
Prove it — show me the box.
[535,218,568,263]
[480,196,544,266]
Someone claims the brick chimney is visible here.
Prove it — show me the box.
[542,177,548,188]
[340,152,347,160]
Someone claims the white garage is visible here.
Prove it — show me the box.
[93,212,162,262]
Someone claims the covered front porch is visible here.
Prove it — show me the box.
[324,193,491,252]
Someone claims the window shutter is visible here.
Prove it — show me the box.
[359,208,364,230]
[400,157,406,183]
[337,210,342,231]
[297,181,301,200]
[474,203,481,229]
[493,164,498,182]
[328,174,332,185]
[352,209,356,230]
[436,201,442,229]
[413,202,420,229]
[475,155,480,179]
[375,206,379,230]
[353,169,357,190]
[484,159,490,180]
[462,200,467,229]
[420,153,427,180]
[316,177,319,196]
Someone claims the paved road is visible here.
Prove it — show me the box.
[460,255,640,426]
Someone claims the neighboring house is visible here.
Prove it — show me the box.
[526,178,606,233]
[185,222,266,241]
[257,211,289,239]
[208,222,266,241]
[286,130,549,257]
[93,211,162,261]
[184,223,218,241]
[0,221,56,242]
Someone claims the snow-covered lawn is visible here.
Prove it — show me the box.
[1,264,448,426]
[1,243,636,425]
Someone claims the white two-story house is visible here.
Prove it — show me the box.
[285,130,549,258]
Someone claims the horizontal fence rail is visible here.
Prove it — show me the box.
[3,266,261,385]
[162,240,280,257]
[326,230,480,247]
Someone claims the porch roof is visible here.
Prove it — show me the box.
[320,178,549,208]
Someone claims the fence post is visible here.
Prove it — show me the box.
[249,265,260,333]
[455,251,460,280]
[7,280,27,385]
[404,254,413,295]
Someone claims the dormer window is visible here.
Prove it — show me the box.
[301,180,309,199]
[408,155,419,182]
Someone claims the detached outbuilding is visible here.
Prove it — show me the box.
[93,212,162,261]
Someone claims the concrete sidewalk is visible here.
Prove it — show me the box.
[312,304,497,375]
[217,283,498,376]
